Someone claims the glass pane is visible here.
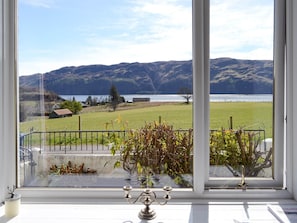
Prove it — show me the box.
[18,0,193,188]
[209,0,274,188]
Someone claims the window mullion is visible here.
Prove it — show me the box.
[273,0,286,186]
[192,0,209,194]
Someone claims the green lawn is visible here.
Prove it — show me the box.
[210,102,273,137]
[20,102,273,138]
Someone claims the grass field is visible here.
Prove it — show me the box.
[20,101,273,138]
[210,102,273,137]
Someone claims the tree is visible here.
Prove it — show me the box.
[86,96,92,106]
[60,100,82,114]
[109,84,121,111]
[178,87,192,104]
[86,96,98,106]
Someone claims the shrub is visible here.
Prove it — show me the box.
[60,100,82,114]
[210,128,272,177]
[110,121,193,187]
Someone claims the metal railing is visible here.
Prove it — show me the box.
[21,130,127,154]
[20,129,266,155]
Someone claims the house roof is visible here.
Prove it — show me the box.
[53,109,73,116]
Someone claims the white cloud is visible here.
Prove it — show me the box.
[83,0,192,64]
[210,0,274,60]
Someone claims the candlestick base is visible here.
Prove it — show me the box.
[138,206,156,220]
[123,185,172,220]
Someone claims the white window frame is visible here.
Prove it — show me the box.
[205,0,285,190]
[285,0,297,200]
[1,0,297,202]
[0,0,18,203]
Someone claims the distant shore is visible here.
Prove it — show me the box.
[61,94,273,103]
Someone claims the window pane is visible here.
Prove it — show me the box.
[209,0,274,188]
[18,0,193,189]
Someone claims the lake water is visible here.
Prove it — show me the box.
[61,94,273,102]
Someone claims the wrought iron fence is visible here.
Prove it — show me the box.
[20,130,127,154]
[20,129,267,155]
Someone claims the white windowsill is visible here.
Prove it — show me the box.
[1,200,297,223]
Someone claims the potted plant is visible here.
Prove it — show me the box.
[5,185,21,218]
[117,121,193,187]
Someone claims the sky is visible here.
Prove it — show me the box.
[18,0,274,76]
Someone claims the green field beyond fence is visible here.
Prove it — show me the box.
[20,102,273,138]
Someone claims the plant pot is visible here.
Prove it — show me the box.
[5,194,21,218]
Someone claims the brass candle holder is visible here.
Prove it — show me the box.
[123,185,172,220]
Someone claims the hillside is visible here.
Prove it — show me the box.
[19,58,273,95]
[19,86,65,102]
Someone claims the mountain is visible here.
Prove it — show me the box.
[19,86,65,102]
[19,58,273,95]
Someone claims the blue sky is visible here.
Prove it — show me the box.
[18,0,273,76]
